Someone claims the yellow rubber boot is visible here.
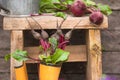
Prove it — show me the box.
[39,64,61,80]
[15,63,28,80]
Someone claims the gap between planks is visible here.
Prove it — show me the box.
[24,45,87,63]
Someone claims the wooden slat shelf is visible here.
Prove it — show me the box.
[24,45,87,63]
[3,15,108,30]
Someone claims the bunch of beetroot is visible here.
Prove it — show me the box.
[39,34,69,56]
[39,0,112,25]
[69,0,104,25]
[26,17,81,56]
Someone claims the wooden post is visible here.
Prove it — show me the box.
[86,30,102,80]
[11,31,28,80]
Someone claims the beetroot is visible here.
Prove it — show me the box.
[89,11,104,25]
[70,0,86,17]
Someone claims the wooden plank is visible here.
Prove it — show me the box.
[0,73,10,80]
[24,45,87,63]
[101,30,120,51]
[102,52,120,74]
[0,58,10,73]
[11,31,24,80]
[3,15,108,30]
[10,31,29,80]
[86,30,102,80]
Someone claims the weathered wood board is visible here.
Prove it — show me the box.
[3,16,108,30]
[24,45,87,63]
[11,31,24,80]
[86,30,102,80]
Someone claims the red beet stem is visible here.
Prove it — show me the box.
[58,41,69,49]
[27,56,40,62]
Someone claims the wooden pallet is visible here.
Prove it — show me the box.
[3,15,108,80]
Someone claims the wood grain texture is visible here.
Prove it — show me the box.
[3,15,108,30]
[0,58,10,72]
[0,29,10,49]
[102,52,120,74]
[0,49,10,57]
[10,31,24,80]
[101,30,120,51]
[94,0,120,10]
[105,11,120,30]
[0,73,10,80]
[24,45,87,63]
[86,30,102,80]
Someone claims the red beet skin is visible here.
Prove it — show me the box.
[89,11,104,25]
[70,0,86,17]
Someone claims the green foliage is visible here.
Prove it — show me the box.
[97,4,112,15]
[4,54,11,61]
[83,0,96,6]
[39,0,74,14]
[49,37,58,49]
[63,0,74,5]
[39,45,44,51]
[39,0,112,17]
[39,1,57,13]
[39,37,70,65]
[40,0,62,13]
[83,0,112,15]
[51,48,70,64]
[11,50,29,62]
[5,50,29,62]
[39,55,52,64]
[39,48,70,65]
[55,12,67,19]
[5,37,70,65]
